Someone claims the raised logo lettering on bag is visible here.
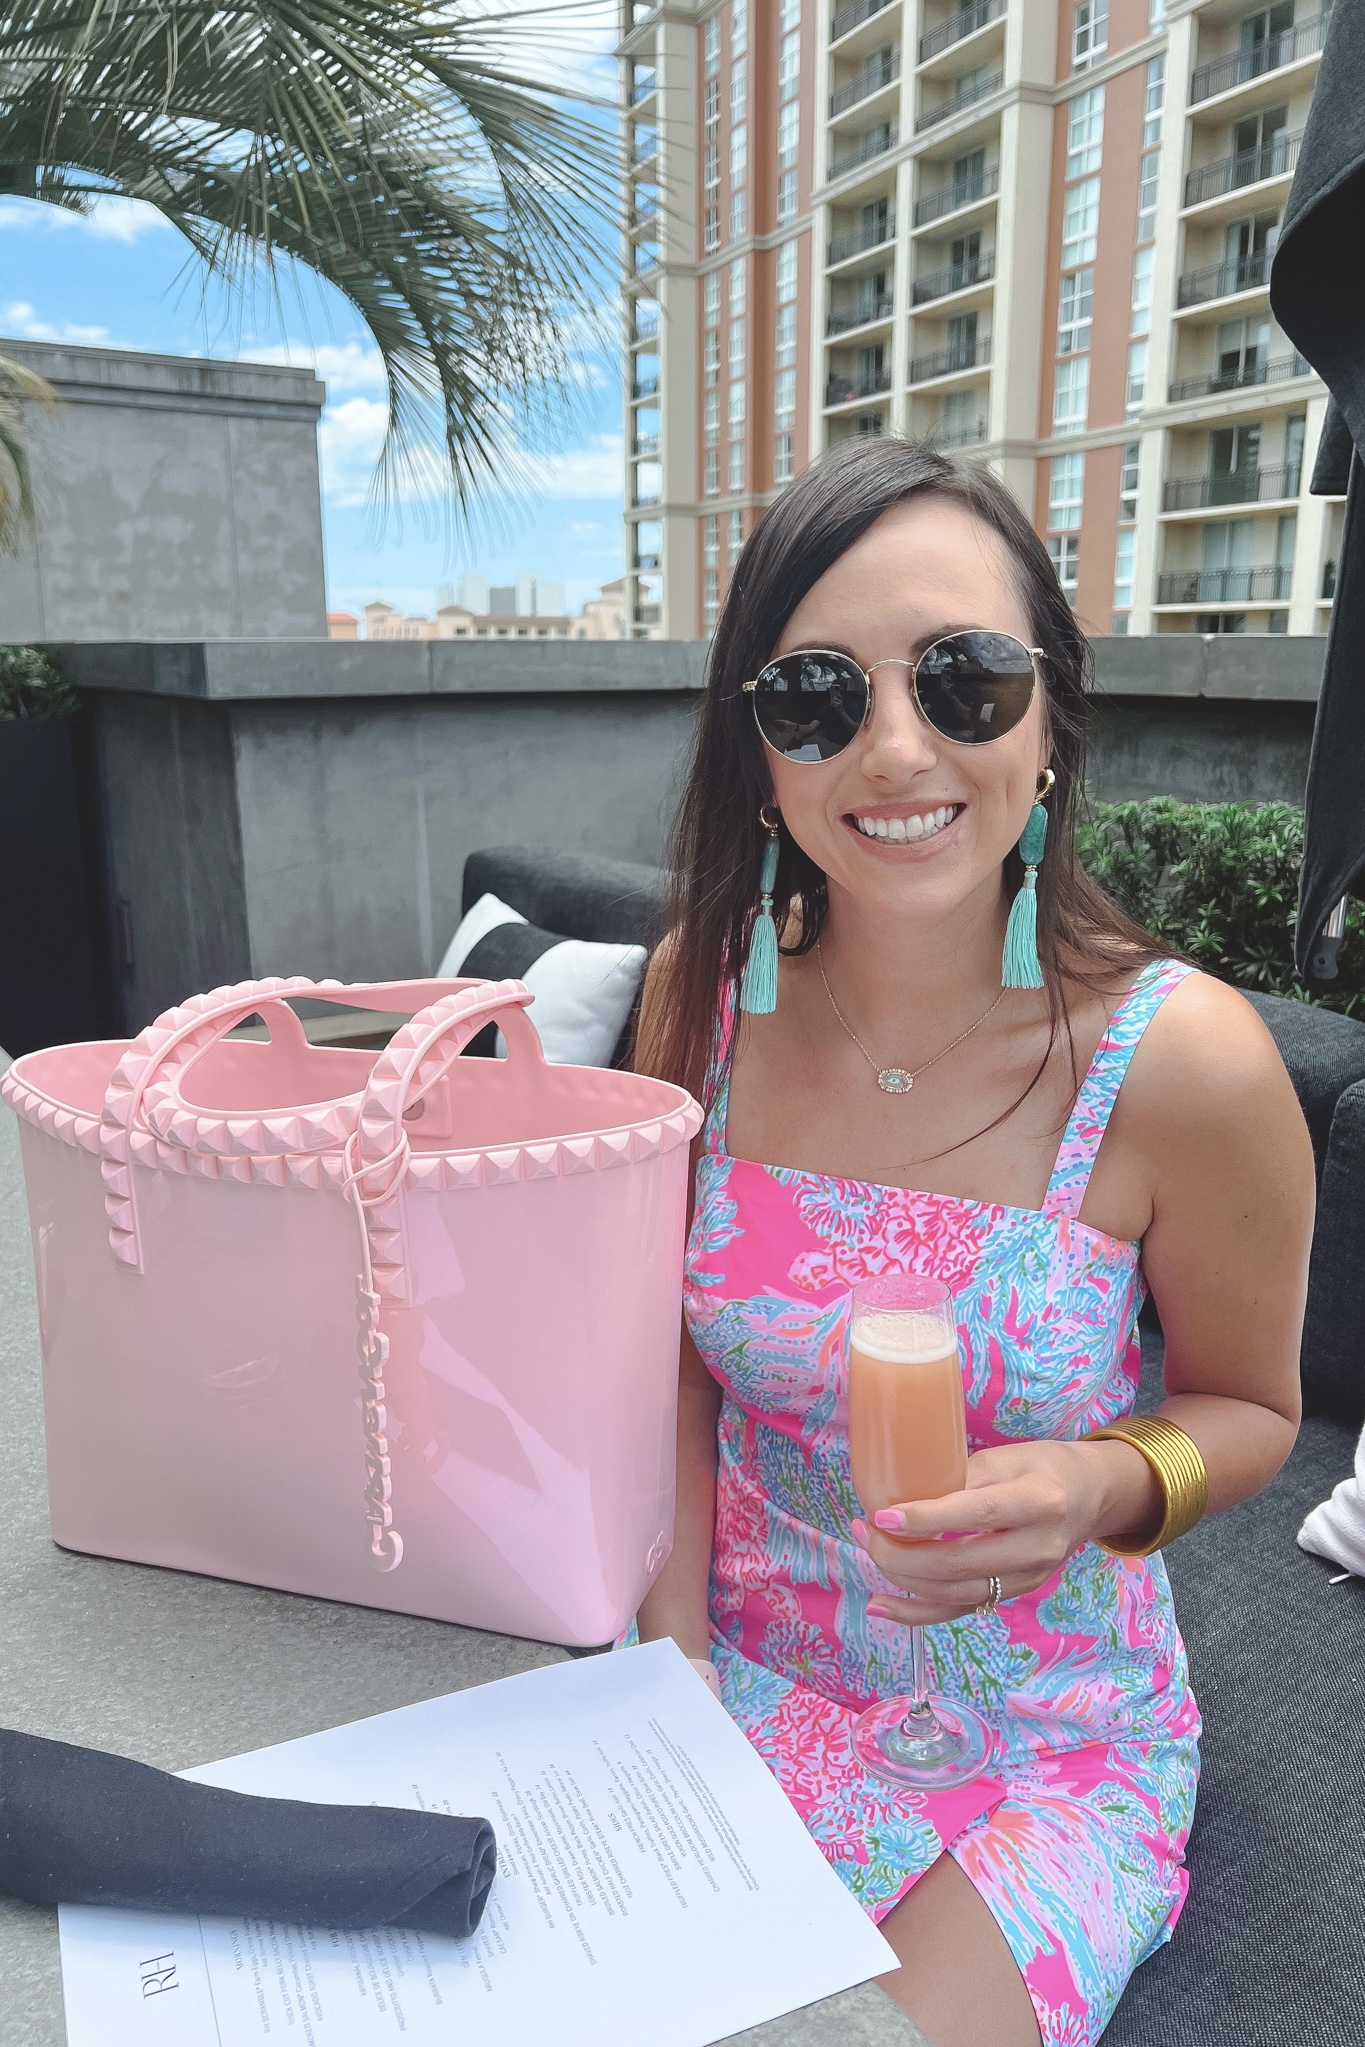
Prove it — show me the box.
[139,1952,178,1997]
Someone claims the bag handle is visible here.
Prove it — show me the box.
[341,980,541,1576]
[101,976,483,1274]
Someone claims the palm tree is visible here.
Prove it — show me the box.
[0,352,52,554]
[0,0,617,525]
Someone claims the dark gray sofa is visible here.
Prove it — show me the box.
[465,846,1365,2047]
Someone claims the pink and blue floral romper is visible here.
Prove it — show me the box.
[686,958,1201,2045]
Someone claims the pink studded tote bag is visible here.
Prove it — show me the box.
[2,976,701,1647]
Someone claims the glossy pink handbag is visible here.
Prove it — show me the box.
[2,976,701,1646]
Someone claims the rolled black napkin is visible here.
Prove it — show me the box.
[0,1728,495,1936]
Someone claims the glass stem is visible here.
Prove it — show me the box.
[900,1624,941,1740]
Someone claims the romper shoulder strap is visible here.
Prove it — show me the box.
[1042,959,1197,1221]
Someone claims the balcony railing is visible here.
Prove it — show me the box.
[631,374,659,400]
[932,415,989,447]
[831,0,895,42]
[1157,566,1292,604]
[910,337,992,381]
[916,68,1004,131]
[830,50,902,116]
[1190,13,1327,103]
[631,129,658,166]
[828,212,896,263]
[919,0,1004,64]
[830,123,898,179]
[1168,349,1311,402]
[1184,129,1303,207]
[1161,464,1302,511]
[914,164,999,225]
[826,368,893,406]
[913,250,995,303]
[632,432,660,457]
[629,72,657,105]
[1177,246,1271,308]
[827,295,896,334]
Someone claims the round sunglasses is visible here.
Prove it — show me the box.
[742,630,1042,764]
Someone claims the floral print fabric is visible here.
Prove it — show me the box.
[687,960,1201,2046]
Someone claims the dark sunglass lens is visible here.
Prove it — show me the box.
[752,652,869,762]
[916,631,1036,744]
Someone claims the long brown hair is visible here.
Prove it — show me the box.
[637,437,1162,1106]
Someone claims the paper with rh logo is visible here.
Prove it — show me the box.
[57,1639,897,2047]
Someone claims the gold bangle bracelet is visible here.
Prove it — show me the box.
[1084,1415,1210,1558]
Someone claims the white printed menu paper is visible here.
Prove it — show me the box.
[57,1639,897,2047]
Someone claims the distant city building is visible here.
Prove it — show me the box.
[619,0,1340,640]
[327,611,359,640]
[361,579,627,641]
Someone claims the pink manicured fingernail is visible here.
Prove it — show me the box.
[868,1597,914,1617]
[850,1518,869,1546]
[874,1510,905,1533]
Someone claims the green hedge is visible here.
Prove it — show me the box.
[0,645,77,720]
[1077,799,1365,1018]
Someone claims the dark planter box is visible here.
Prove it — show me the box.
[0,717,100,1056]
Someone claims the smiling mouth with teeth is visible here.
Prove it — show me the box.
[850,804,962,844]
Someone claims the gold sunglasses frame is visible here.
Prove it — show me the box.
[741,635,1045,761]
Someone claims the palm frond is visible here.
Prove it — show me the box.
[0,0,621,511]
[0,352,55,554]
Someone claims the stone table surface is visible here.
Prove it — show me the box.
[0,1081,922,2047]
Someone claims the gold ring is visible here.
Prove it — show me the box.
[976,1574,1002,1616]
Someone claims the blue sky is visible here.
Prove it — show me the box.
[0,20,624,621]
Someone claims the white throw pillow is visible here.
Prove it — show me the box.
[436,892,648,1068]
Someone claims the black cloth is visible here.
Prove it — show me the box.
[1301,1075,1365,1427]
[1268,0,1365,980]
[462,845,668,950]
[0,1729,495,1935]
[1105,1338,1365,2046]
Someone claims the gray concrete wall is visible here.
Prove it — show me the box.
[0,342,327,640]
[57,635,1325,1033]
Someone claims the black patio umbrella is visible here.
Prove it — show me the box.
[1268,0,1365,982]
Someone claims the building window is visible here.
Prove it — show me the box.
[730,255,746,315]
[729,318,747,371]
[731,0,747,57]
[1062,177,1100,269]
[1143,56,1165,149]
[1119,440,1140,521]
[780,0,800,25]
[779,29,800,98]
[705,270,721,323]
[778,101,799,169]
[730,56,747,122]
[1048,452,1085,530]
[776,238,798,303]
[1113,527,1135,616]
[728,509,744,561]
[704,141,719,195]
[775,366,796,431]
[728,441,745,491]
[775,433,794,483]
[703,569,720,627]
[1126,339,1148,416]
[729,190,747,238]
[857,411,884,437]
[703,77,719,130]
[1149,0,1166,28]
[702,514,719,567]
[1049,534,1080,598]
[1137,152,1159,242]
[704,445,720,496]
[776,302,797,368]
[728,377,746,427]
[1053,354,1090,434]
[1072,0,1107,70]
[704,207,720,253]
[730,123,747,181]
[1130,246,1154,337]
[704,14,720,72]
[778,171,798,223]
[704,388,720,439]
[1058,267,1093,355]
[704,329,720,384]
[1066,88,1104,180]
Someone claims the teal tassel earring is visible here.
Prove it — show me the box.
[740,806,781,1014]
[1002,769,1055,991]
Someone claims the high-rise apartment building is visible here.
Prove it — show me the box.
[618,0,1338,640]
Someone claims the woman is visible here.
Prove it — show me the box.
[633,440,1312,2047]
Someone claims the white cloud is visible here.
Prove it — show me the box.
[0,299,112,346]
[319,399,623,512]
[0,195,170,244]
[521,432,624,501]
[317,396,391,508]
[240,339,386,395]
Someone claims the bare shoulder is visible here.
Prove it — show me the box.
[1117,966,1306,1148]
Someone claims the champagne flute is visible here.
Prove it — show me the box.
[847,1272,995,1789]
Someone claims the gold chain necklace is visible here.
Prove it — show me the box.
[816,941,1007,1096]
